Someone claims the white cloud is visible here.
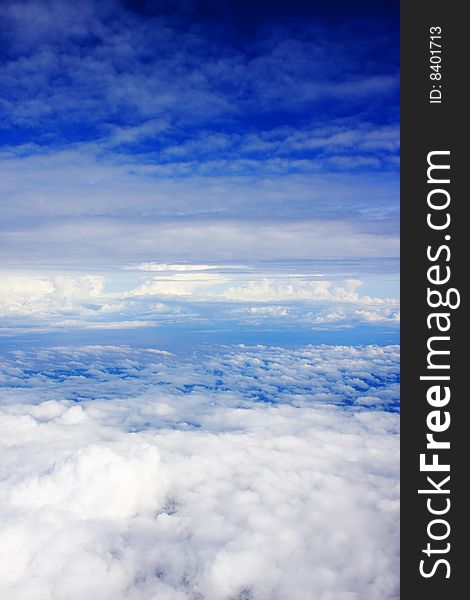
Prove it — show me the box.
[0,273,193,331]
[0,275,105,319]
[0,269,399,332]
[308,307,400,326]
[0,276,55,299]
[231,306,290,317]
[0,344,399,600]
[136,263,223,272]
[217,277,397,304]
[127,272,231,298]
[354,309,400,323]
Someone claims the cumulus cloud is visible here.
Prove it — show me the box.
[0,269,399,335]
[0,344,399,599]
[215,277,397,304]
[0,275,105,319]
[0,276,191,337]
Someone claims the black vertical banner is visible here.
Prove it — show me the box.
[401,1,468,598]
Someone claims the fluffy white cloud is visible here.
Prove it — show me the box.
[216,277,397,306]
[0,275,105,319]
[0,274,188,329]
[126,275,397,305]
[0,344,399,600]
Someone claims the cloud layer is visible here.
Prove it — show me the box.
[0,343,399,600]
[0,0,398,272]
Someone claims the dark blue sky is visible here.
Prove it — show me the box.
[0,0,399,163]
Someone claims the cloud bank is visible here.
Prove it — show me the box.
[0,270,399,336]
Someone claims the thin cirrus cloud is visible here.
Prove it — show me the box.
[0,213,398,268]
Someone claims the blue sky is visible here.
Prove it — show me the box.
[0,4,400,598]
[0,0,399,345]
